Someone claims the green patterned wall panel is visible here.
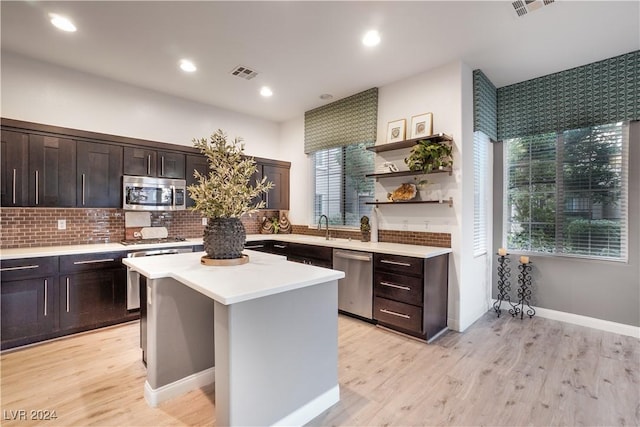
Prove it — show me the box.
[497,50,640,140]
[473,70,498,141]
[304,87,378,153]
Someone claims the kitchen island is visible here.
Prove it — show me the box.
[122,250,344,427]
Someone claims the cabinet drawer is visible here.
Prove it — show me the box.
[1,257,58,281]
[374,271,423,306]
[270,241,290,256]
[59,252,124,273]
[374,297,422,334]
[244,240,272,253]
[288,242,332,262]
[374,253,423,277]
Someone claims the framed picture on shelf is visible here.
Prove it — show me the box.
[410,112,433,139]
[386,119,406,143]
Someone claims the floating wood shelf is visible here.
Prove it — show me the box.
[367,133,453,153]
[366,168,452,179]
[365,197,453,208]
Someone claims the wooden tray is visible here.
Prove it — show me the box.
[200,254,249,266]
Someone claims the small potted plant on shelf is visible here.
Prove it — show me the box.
[188,129,273,263]
[360,216,371,242]
[404,140,453,173]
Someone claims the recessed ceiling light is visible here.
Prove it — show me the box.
[362,30,380,47]
[260,86,273,97]
[49,13,76,32]
[179,59,197,73]
[320,94,334,100]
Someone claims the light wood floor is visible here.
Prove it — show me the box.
[1,313,638,426]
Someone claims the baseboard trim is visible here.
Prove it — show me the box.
[144,367,215,407]
[491,300,639,339]
[271,385,340,427]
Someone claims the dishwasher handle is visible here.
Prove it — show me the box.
[333,250,372,262]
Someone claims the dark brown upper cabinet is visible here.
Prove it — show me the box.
[77,141,123,208]
[28,134,76,207]
[185,154,209,208]
[1,130,29,207]
[123,147,185,179]
[262,163,290,210]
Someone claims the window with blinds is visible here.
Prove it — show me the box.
[312,142,374,227]
[473,131,489,256]
[504,122,628,260]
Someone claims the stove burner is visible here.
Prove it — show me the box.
[120,237,187,246]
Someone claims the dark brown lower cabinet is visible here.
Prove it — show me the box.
[59,268,127,331]
[0,276,57,348]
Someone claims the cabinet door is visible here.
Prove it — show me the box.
[158,151,185,179]
[185,154,209,208]
[123,147,156,177]
[1,276,56,349]
[263,164,290,210]
[77,141,123,207]
[1,130,29,206]
[60,268,127,330]
[29,134,76,206]
[250,164,265,207]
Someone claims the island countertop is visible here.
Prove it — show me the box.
[122,249,344,305]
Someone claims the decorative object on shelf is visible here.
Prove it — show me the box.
[405,139,453,174]
[376,161,399,173]
[510,259,536,319]
[278,211,292,234]
[360,215,371,242]
[387,183,417,202]
[386,119,406,143]
[188,129,273,263]
[410,112,433,139]
[493,250,516,317]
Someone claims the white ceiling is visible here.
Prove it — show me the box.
[1,1,638,123]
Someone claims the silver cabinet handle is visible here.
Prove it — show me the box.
[380,259,411,267]
[266,191,269,207]
[73,258,115,265]
[161,156,165,176]
[12,169,16,204]
[380,308,410,319]
[66,277,70,312]
[273,244,287,249]
[245,244,265,249]
[380,281,411,291]
[44,279,48,316]
[1,264,39,272]
[82,174,86,205]
[147,154,151,175]
[35,170,39,205]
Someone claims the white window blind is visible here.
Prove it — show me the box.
[504,122,628,261]
[473,131,489,256]
[312,142,374,227]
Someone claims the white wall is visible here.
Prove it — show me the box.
[1,52,280,158]
[281,60,491,332]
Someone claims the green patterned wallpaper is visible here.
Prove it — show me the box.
[304,87,378,154]
[473,70,498,141]
[497,50,639,140]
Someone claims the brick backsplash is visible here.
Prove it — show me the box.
[0,208,269,249]
[1,208,450,249]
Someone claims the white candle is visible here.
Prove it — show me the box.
[520,256,530,264]
[498,248,507,256]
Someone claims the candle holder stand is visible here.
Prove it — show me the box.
[510,262,536,319]
[493,254,515,317]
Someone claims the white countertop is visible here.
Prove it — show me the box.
[123,250,344,305]
[1,233,451,260]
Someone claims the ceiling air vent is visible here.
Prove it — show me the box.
[512,0,554,17]
[230,65,258,80]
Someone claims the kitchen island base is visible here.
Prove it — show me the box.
[128,251,343,427]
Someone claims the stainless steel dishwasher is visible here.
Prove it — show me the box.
[332,249,373,320]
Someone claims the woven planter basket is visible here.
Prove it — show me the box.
[203,217,246,259]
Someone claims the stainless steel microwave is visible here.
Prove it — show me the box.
[122,175,186,211]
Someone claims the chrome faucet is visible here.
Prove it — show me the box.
[318,214,330,240]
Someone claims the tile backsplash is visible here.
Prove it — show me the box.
[1,208,450,249]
